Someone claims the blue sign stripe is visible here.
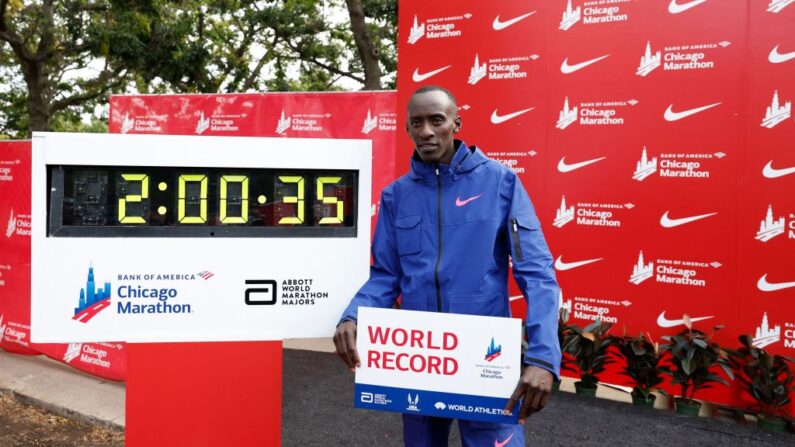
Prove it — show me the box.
[354,383,519,424]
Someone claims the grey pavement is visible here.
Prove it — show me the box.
[1,347,793,446]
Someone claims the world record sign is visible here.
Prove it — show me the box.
[29,132,371,343]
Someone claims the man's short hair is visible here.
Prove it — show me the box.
[409,85,457,110]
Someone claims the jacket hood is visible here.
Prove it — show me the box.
[408,140,489,181]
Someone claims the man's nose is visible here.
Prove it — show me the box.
[419,122,434,139]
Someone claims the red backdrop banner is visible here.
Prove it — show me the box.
[396,0,794,414]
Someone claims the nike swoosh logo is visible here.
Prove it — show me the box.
[557,156,607,173]
[560,54,610,74]
[412,65,452,83]
[660,211,717,228]
[763,160,795,178]
[455,194,483,207]
[495,433,514,447]
[554,256,603,271]
[492,11,536,30]
[769,45,795,64]
[757,274,795,292]
[657,311,713,328]
[664,102,722,121]
[668,0,709,14]
[490,107,535,124]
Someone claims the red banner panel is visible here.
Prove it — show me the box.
[397,0,794,415]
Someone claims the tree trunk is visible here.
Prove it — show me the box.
[25,63,50,132]
[345,0,382,90]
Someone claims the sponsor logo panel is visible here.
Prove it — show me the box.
[633,147,725,181]
[0,159,20,182]
[407,13,471,45]
[468,53,540,85]
[559,0,632,31]
[637,40,731,77]
[275,110,331,135]
[0,314,31,348]
[553,195,633,229]
[62,341,121,369]
[556,97,637,130]
[361,110,397,135]
[120,113,165,134]
[561,291,632,325]
[195,111,249,134]
[629,251,721,287]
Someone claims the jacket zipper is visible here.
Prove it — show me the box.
[510,218,524,262]
[434,167,443,312]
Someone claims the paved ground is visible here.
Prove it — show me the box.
[1,347,793,446]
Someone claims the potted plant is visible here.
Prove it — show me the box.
[660,316,733,416]
[728,334,794,433]
[613,331,665,407]
[562,319,614,397]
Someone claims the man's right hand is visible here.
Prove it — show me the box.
[333,320,360,372]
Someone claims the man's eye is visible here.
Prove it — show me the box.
[432,118,443,125]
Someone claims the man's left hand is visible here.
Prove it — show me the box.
[504,365,553,424]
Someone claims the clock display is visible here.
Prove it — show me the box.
[48,166,357,237]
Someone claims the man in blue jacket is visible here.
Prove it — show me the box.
[334,85,561,447]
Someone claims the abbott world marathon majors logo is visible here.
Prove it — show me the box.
[245,278,330,306]
[275,109,329,135]
[556,97,637,130]
[632,147,726,181]
[559,0,631,31]
[361,109,397,135]
[195,111,248,134]
[751,312,795,350]
[120,113,164,134]
[636,40,731,77]
[72,266,211,324]
[629,251,721,287]
[755,205,795,242]
[467,53,539,85]
[552,195,633,229]
[5,209,31,238]
[560,290,632,325]
[406,13,471,45]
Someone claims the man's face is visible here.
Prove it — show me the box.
[406,91,461,164]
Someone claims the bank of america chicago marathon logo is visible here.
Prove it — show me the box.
[552,195,633,229]
[484,337,502,362]
[768,0,794,13]
[406,13,471,45]
[761,90,791,129]
[120,113,163,134]
[559,290,632,325]
[629,251,721,287]
[72,266,212,324]
[467,53,539,85]
[755,205,795,242]
[752,312,795,350]
[556,97,637,130]
[195,111,247,134]
[361,109,397,135]
[636,40,730,77]
[559,0,630,31]
[275,109,329,135]
[5,208,31,238]
[632,147,726,181]
[62,342,117,368]
[0,159,19,182]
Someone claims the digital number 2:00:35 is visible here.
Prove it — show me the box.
[52,166,357,232]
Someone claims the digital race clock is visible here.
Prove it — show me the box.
[31,132,371,343]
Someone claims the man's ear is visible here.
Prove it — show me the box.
[454,116,462,133]
[405,121,410,134]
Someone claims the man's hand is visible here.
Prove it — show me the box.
[504,365,553,424]
[333,320,360,372]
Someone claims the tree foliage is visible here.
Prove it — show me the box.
[0,0,397,138]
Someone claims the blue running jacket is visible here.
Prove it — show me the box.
[340,141,561,377]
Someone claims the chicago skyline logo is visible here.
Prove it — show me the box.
[559,0,581,30]
[362,109,378,134]
[637,41,661,76]
[195,111,210,134]
[0,314,5,342]
[553,195,631,229]
[407,15,425,44]
[64,343,82,363]
[485,337,502,361]
[559,290,573,315]
[752,312,781,349]
[468,54,487,85]
[629,251,654,285]
[756,205,785,242]
[556,97,578,129]
[553,196,575,228]
[5,209,15,238]
[73,266,112,324]
[121,113,134,134]
[276,110,292,134]
[761,90,791,129]
[768,0,794,13]
[633,147,657,181]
